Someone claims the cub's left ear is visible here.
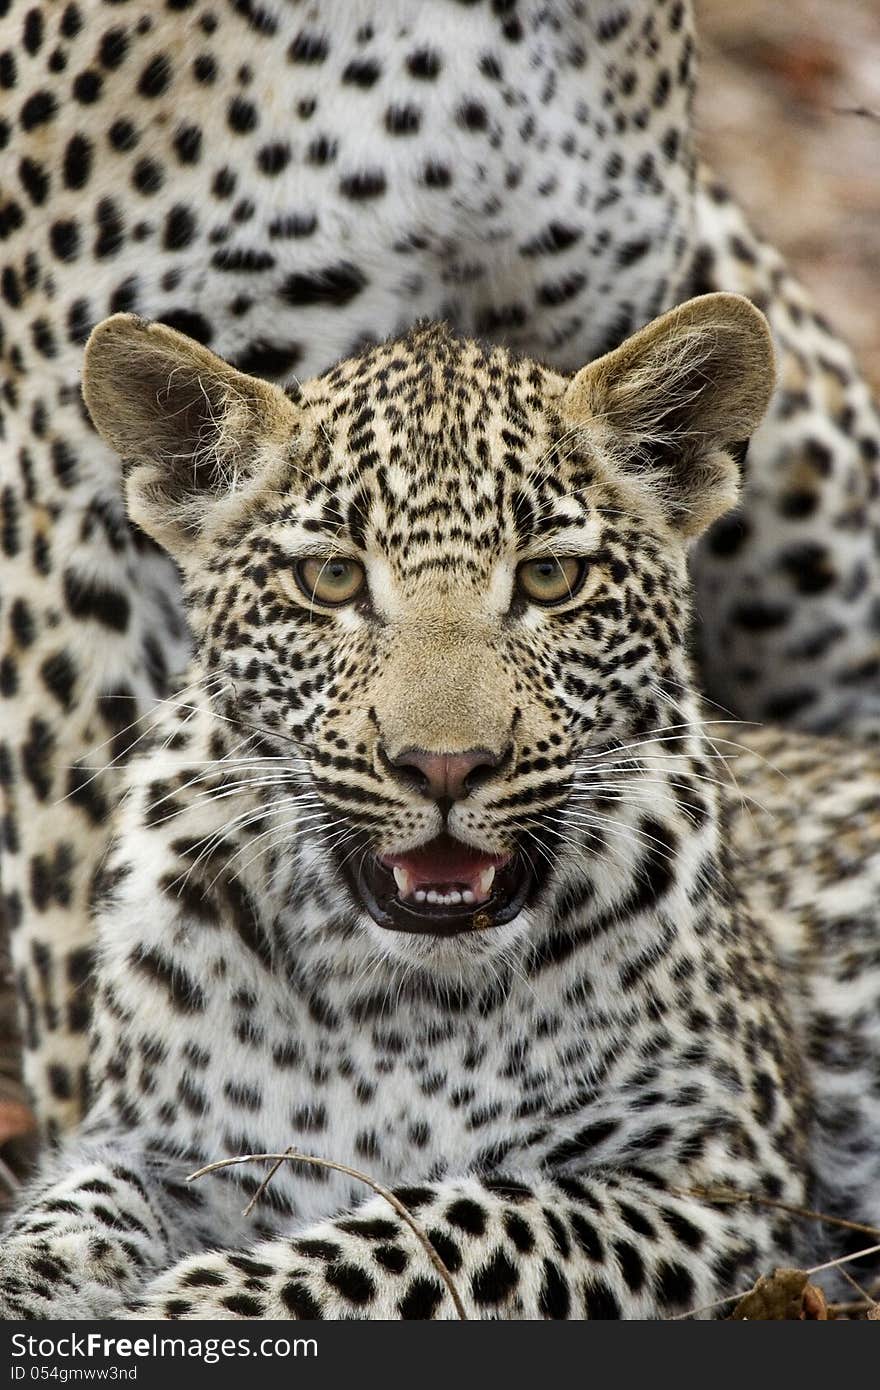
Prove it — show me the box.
[562,293,775,539]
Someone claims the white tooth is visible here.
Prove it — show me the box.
[476,866,496,897]
[448,891,462,904]
[427,890,440,904]
[462,890,475,904]
[415,890,426,903]
[393,866,413,897]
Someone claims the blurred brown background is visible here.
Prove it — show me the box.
[697,0,880,387]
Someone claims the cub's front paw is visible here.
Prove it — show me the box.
[129,1245,329,1320]
[130,1251,273,1320]
[0,1238,123,1319]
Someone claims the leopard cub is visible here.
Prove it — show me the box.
[3,293,878,1320]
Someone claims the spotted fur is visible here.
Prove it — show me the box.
[0,297,877,1320]
[2,0,879,1141]
[2,0,715,1139]
[0,0,879,1317]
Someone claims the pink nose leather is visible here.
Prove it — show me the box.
[391,748,498,802]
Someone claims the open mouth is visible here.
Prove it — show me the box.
[350,834,534,936]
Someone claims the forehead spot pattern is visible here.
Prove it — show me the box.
[279,323,604,582]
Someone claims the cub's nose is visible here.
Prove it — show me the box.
[384,746,503,804]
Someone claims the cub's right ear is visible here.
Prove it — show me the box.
[82,314,299,553]
[561,293,776,539]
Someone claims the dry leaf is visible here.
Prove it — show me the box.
[731,1267,829,1320]
[801,1283,828,1320]
[0,1101,36,1148]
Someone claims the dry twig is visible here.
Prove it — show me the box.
[673,1185,880,1240]
[832,104,880,122]
[827,1299,876,1317]
[188,1148,468,1320]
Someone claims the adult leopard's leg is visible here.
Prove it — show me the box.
[689,167,880,739]
[0,384,188,1141]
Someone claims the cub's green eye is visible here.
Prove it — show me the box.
[296,557,365,606]
[517,556,586,605]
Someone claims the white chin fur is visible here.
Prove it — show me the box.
[360,910,532,975]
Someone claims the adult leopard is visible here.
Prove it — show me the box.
[1,1,878,1176]
[0,294,878,1319]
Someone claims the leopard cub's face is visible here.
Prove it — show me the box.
[197,337,692,952]
[83,296,774,962]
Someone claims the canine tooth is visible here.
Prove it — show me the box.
[462,890,475,904]
[415,890,426,903]
[476,866,496,897]
[393,866,413,897]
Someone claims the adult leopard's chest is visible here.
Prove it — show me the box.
[3,0,696,406]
